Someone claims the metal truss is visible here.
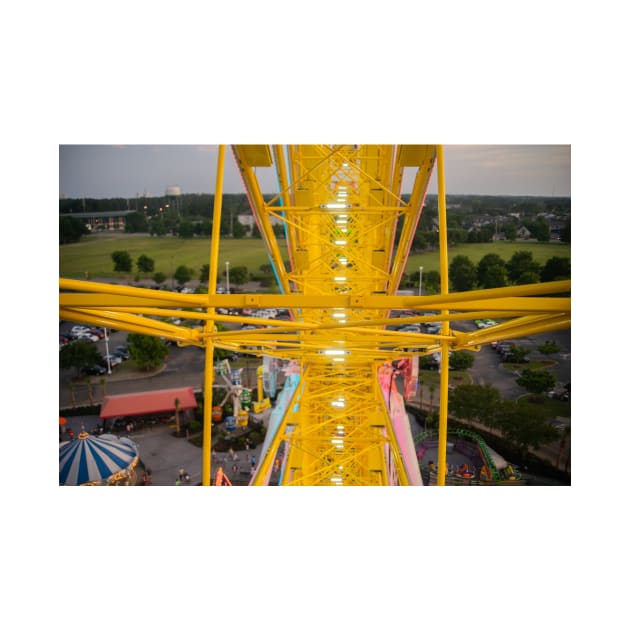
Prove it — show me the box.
[59,144,571,486]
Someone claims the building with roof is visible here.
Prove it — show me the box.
[60,210,136,231]
[100,386,197,420]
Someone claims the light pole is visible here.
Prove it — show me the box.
[418,265,423,296]
[104,327,112,375]
[226,261,230,294]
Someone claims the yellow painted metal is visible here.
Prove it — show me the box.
[201,144,226,486]
[59,144,571,486]
[436,145,450,487]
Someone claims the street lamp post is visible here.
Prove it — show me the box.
[104,327,112,375]
[418,265,423,296]
[226,261,230,294]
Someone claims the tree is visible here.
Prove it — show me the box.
[503,223,518,241]
[449,255,476,292]
[60,216,89,244]
[541,256,570,282]
[153,271,166,285]
[507,251,540,284]
[495,400,558,458]
[124,211,148,233]
[538,340,561,355]
[449,351,475,370]
[232,219,247,238]
[136,254,155,274]
[59,341,103,376]
[224,265,249,286]
[174,397,181,435]
[178,220,195,238]
[515,269,541,285]
[174,265,194,285]
[524,217,550,242]
[505,345,531,363]
[428,383,436,417]
[150,217,168,236]
[477,253,507,288]
[199,264,209,284]
[423,270,441,294]
[448,384,501,428]
[111,250,132,273]
[516,368,556,395]
[555,425,571,469]
[482,264,508,288]
[127,333,168,371]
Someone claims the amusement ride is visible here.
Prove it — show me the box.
[59,145,571,486]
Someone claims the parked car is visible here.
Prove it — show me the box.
[87,328,105,339]
[114,346,130,360]
[71,325,90,335]
[76,332,99,342]
[101,354,123,367]
[424,323,442,334]
[495,341,514,355]
[81,364,107,376]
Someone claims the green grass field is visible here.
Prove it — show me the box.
[59,234,289,280]
[59,233,570,281]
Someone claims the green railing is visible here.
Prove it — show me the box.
[415,428,505,482]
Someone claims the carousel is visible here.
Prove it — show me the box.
[59,430,140,486]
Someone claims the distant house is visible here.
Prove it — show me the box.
[516,226,532,239]
[60,210,135,231]
[237,213,283,235]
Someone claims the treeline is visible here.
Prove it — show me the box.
[59,193,571,217]
[400,251,570,294]
[59,193,570,247]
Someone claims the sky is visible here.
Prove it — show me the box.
[59,144,570,200]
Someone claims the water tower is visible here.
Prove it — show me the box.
[165,184,182,215]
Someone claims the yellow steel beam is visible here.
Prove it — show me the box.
[436,145,450,487]
[60,278,570,310]
[202,144,226,486]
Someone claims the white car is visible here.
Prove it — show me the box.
[103,354,123,367]
[76,332,99,342]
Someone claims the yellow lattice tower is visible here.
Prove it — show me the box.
[60,144,571,486]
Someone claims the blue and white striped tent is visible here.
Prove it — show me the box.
[59,432,139,486]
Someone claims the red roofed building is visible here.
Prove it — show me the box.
[100,387,197,419]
